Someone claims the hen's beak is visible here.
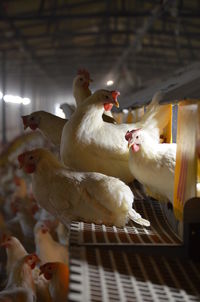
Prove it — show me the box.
[21,116,29,130]
[111,91,120,108]
[128,141,133,149]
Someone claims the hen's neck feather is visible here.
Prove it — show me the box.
[6,259,35,293]
[36,151,63,175]
[6,241,27,271]
[73,86,91,106]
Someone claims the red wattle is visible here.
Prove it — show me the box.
[131,143,140,153]
[44,272,52,280]
[83,82,89,89]
[18,153,26,164]
[104,103,113,111]
[25,164,36,174]
[42,229,48,234]
[31,263,36,269]
[30,123,38,130]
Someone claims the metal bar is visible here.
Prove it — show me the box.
[1,11,200,21]
[108,0,173,77]
[1,51,7,144]
[0,5,61,90]
[1,29,199,40]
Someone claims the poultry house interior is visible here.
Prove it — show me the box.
[0,1,200,301]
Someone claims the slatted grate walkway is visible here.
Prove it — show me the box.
[69,247,200,302]
[70,199,181,246]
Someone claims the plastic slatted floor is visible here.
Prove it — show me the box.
[70,199,181,246]
[69,247,200,302]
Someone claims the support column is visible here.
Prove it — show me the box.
[1,51,7,145]
[19,63,25,133]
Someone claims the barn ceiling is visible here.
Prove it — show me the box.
[0,0,200,99]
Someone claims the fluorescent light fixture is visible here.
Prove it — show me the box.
[4,95,22,103]
[106,80,114,86]
[22,98,31,105]
[3,94,31,105]
[55,103,65,118]
[0,91,3,99]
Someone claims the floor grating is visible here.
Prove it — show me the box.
[70,199,181,246]
[69,247,200,302]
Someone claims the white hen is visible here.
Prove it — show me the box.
[125,128,176,203]
[22,111,67,147]
[62,69,116,124]
[60,90,169,183]
[39,262,69,302]
[0,254,39,302]
[1,235,28,275]
[34,221,68,265]
[18,148,150,227]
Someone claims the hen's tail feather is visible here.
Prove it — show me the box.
[128,208,150,227]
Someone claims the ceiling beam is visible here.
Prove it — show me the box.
[2,10,200,22]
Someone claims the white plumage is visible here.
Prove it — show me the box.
[126,128,177,203]
[34,221,68,265]
[1,235,28,276]
[60,90,168,183]
[22,111,67,147]
[0,254,39,302]
[18,148,150,227]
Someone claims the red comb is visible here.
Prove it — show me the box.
[125,130,133,141]
[111,91,120,100]
[77,69,90,80]
[125,129,141,141]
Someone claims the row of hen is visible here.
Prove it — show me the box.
[0,135,69,301]
[0,68,184,302]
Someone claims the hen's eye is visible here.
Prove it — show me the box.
[105,96,109,99]
[30,117,34,120]
[136,136,139,139]
[29,156,34,160]
[80,78,83,81]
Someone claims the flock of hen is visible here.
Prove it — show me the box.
[0,69,177,301]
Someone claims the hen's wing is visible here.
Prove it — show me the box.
[48,170,131,225]
[60,103,76,119]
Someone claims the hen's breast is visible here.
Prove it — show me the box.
[129,146,176,202]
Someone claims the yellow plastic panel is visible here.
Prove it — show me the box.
[197,104,200,197]
[173,101,198,220]
[160,104,172,143]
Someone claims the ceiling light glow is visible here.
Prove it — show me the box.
[4,95,22,104]
[106,80,114,86]
[3,94,31,105]
[0,91,3,99]
[22,98,31,105]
